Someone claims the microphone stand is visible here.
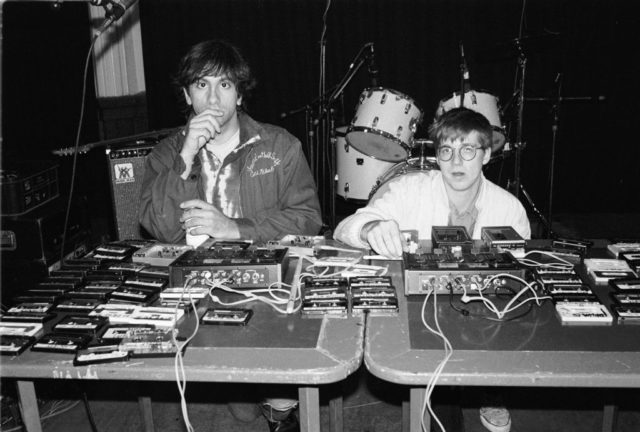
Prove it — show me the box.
[280,43,371,229]
[547,73,562,238]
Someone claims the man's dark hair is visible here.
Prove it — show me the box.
[428,107,493,150]
[173,39,257,111]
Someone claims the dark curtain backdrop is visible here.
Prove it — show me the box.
[2,0,639,233]
[140,0,639,216]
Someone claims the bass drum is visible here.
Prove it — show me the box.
[335,126,396,201]
[436,90,506,152]
[368,157,438,200]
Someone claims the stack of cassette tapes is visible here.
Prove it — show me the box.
[350,276,398,315]
[299,275,399,317]
[301,277,349,316]
[535,267,613,325]
[609,277,640,323]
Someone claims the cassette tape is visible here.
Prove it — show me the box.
[555,302,613,325]
[31,333,92,353]
[99,324,155,341]
[0,322,44,338]
[85,270,126,281]
[535,267,575,275]
[107,262,148,274]
[539,273,583,286]
[547,284,593,296]
[351,286,397,298]
[0,312,56,323]
[160,287,209,300]
[1,335,34,356]
[49,269,86,279]
[138,266,171,279]
[73,343,129,366]
[118,328,178,358]
[551,238,591,255]
[7,302,53,314]
[89,303,141,324]
[109,286,159,305]
[304,277,349,289]
[84,280,122,291]
[607,242,640,258]
[160,298,201,311]
[608,277,640,292]
[352,297,399,314]
[590,270,637,284]
[612,305,640,323]
[552,294,600,304]
[53,315,108,335]
[348,276,393,288]
[61,258,102,270]
[610,293,640,306]
[123,275,167,290]
[55,298,103,313]
[12,294,61,304]
[38,278,83,288]
[301,298,348,316]
[26,286,70,298]
[65,288,112,301]
[93,243,136,255]
[128,306,184,327]
[201,308,253,325]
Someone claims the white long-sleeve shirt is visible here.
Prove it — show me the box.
[334,170,531,248]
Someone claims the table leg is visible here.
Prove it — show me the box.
[602,403,618,432]
[410,387,430,432]
[299,386,320,432]
[402,399,410,432]
[328,393,343,432]
[138,396,155,432]
[16,380,43,432]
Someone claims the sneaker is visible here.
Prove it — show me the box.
[266,412,299,432]
[479,406,511,432]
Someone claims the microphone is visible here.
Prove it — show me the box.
[92,0,139,35]
[366,43,379,87]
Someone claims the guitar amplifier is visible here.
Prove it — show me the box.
[1,160,59,216]
[106,143,155,240]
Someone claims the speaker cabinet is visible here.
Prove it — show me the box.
[106,144,154,240]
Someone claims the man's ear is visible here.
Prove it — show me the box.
[482,147,492,165]
[183,88,192,106]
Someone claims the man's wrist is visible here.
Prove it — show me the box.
[359,221,377,243]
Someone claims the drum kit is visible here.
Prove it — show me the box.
[335,83,507,202]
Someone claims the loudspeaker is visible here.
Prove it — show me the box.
[106,144,155,240]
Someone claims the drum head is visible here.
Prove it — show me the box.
[346,130,409,162]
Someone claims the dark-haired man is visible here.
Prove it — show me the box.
[140,39,322,247]
[140,39,320,432]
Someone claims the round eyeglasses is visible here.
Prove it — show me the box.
[437,145,484,162]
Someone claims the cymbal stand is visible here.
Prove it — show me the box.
[547,73,562,237]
